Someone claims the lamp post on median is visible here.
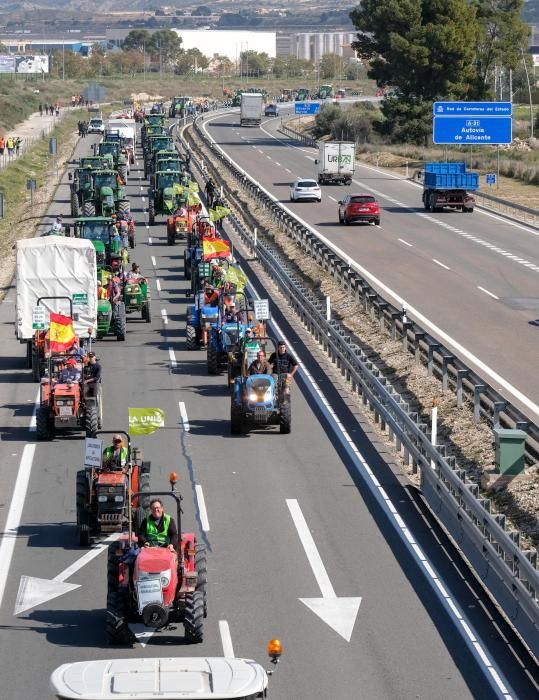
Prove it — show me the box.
[521,48,534,139]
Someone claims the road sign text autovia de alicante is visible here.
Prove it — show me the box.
[295,102,321,115]
[433,116,512,145]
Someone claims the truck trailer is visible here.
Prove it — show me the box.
[422,162,478,213]
[240,93,264,127]
[315,141,355,185]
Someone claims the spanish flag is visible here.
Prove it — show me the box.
[49,312,76,352]
[202,238,230,261]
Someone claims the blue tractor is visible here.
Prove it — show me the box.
[230,337,291,435]
[207,291,250,375]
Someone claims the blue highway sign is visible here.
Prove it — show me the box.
[433,116,512,145]
[485,173,496,185]
[433,101,512,116]
[295,102,321,115]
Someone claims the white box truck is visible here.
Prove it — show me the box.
[315,141,355,185]
[107,117,136,166]
[240,93,263,127]
[15,236,98,378]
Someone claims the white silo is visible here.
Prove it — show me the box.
[297,33,311,60]
[323,33,334,55]
[313,33,324,63]
[334,33,344,56]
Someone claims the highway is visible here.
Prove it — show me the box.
[0,120,537,699]
[201,108,539,421]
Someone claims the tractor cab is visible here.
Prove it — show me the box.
[145,113,166,127]
[50,641,282,699]
[74,217,119,268]
[98,141,119,160]
[80,155,106,170]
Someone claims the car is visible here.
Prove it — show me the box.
[264,103,279,117]
[290,178,321,203]
[87,118,104,134]
[338,193,380,225]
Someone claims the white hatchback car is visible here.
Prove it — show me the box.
[290,178,321,202]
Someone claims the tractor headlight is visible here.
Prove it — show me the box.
[248,392,258,402]
[97,495,107,502]
[160,569,171,587]
[114,495,124,502]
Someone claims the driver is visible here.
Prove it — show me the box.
[248,350,271,375]
[138,498,178,552]
[58,357,81,382]
[102,434,128,470]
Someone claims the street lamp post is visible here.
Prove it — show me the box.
[521,48,534,139]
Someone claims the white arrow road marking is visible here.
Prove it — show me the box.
[286,499,361,642]
[129,623,156,647]
[219,620,235,658]
[14,534,119,615]
[0,445,36,608]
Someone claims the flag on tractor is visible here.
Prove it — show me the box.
[225,265,247,293]
[188,181,199,192]
[209,206,231,222]
[188,192,201,207]
[48,312,76,352]
[172,183,184,195]
[202,237,230,261]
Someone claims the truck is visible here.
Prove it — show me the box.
[107,118,136,165]
[240,93,263,127]
[315,141,355,185]
[422,162,478,213]
[15,237,98,372]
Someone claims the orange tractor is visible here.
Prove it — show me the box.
[76,431,150,546]
[166,210,192,245]
[36,354,101,441]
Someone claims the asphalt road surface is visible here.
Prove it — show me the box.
[0,121,537,700]
[201,107,539,422]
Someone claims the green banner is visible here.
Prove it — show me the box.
[128,407,165,435]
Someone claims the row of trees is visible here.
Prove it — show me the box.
[350,0,531,144]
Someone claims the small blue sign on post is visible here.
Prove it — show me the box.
[433,116,512,145]
[295,102,321,115]
[485,173,496,186]
[434,101,512,116]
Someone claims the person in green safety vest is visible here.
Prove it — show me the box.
[138,498,178,552]
[102,434,128,470]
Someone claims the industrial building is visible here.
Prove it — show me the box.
[278,32,357,61]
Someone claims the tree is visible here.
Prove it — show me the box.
[192,5,212,16]
[320,53,343,80]
[148,29,183,69]
[218,13,248,27]
[469,0,529,98]
[122,29,151,54]
[273,56,312,78]
[214,54,233,75]
[175,48,209,75]
[239,50,270,77]
[350,0,480,144]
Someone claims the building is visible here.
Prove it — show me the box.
[0,38,104,56]
[172,29,276,60]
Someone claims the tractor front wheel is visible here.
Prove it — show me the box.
[184,251,191,279]
[148,200,155,226]
[106,590,134,646]
[114,303,127,341]
[230,406,242,435]
[207,346,218,375]
[76,469,91,546]
[184,590,204,644]
[71,192,79,218]
[83,201,95,217]
[142,301,151,323]
[118,200,130,219]
[279,400,291,434]
[195,543,208,618]
[36,406,51,440]
[186,324,197,350]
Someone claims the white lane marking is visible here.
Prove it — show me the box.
[151,256,157,267]
[161,309,168,325]
[275,161,281,166]
[305,155,315,161]
[285,168,292,173]
[219,620,235,658]
[251,145,257,149]
[328,195,337,202]
[398,238,413,247]
[203,113,539,418]
[0,445,36,607]
[477,286,499,300]
[148,237,152,246]
[155,279,162,298]
[179,401,190,432]
[141,196,145,202]
[29,388,40,432]
[195,485,210,532]
[432,258,451,271]
[168,346,177,368]
[287,499,336,598]
[140,185,143,190]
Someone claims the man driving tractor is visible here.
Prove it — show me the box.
[102,434,128,469]
[138,498,179,553]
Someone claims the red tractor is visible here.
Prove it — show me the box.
[106,473,207,646]
[76,431,151,546]
[36,354,101,440]
[167,212,191,245]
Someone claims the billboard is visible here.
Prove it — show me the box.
[0,55,50,74]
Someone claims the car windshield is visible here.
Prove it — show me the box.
[350,195,376,204]
[89,120,102,127]
[80,222,110,241]
[297,180,317,188]
[94,174,116,189]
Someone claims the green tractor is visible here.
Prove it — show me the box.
[318,84,333,99]
[295,87,310,101]
[95,141,129,183]
[148,170,182,226]
[73,217,123,272]
[143,136,175,178]
[82,170,130,219]
[122,274,151,323]
[69,167,94,217]
[149,150,183,178]
[96,294,127,342]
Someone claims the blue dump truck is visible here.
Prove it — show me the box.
[422,162,479,213]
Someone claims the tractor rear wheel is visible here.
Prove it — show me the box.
[36,406,51,440]
[106,590,133,646]
[114,303,127,341]
[83,201,95,217]
[31,349,40,382]
[118,165,128,183]
[207,346,218,375]
[186,324,197,350]
[230,406,242,435]
[71,192,79,218]
[142,301,151,323]
[184,590,204,644]
[118,200,130,219]
[184,251,191,279]
[85,403,98,438]
[76,469,91,546]
[148,200,155,226]
[279,400,291,434]
[107,542,119,593]
[195,543,208,618]
[139,462,151,509]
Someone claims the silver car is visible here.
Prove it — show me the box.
[289,178,321,202]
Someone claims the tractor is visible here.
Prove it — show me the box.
[95,140,129,183]
[96,292,127,342]
[186,276,219,350]
[105,472,207,645]
[36,354,101,440]
[82,170,130,219]
[207,291,250,376]
[148,170,182,226]
[76,431,150,547]
[230,337,291,435]
[74,217,123,271]
[167,209,191,245]
[69,166,95,217]
[122,274,151,323]
[143,136,175,178]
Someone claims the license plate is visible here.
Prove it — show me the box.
[59,406,72,416]
[358,208,370,212]
[137,578,163,613]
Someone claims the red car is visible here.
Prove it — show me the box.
[338,193,380,226]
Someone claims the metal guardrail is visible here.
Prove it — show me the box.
[186,115,539,657]
[279,122,539,227]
